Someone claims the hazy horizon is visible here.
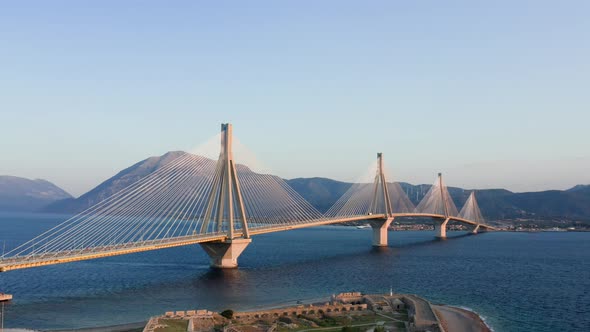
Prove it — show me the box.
[1,1,589,196]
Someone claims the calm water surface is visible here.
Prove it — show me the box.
[0,212,588,331]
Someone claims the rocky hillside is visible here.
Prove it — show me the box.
[43,151,187,213]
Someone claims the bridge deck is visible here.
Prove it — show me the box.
[0,234,227,272]
[0,214,495,272]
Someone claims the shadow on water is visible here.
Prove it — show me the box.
[39,231,480,302]
[233,230,481,275]
[367,231,473,252]
[370,246,391,254]
[195,267,245,283]
[237,231,478,277]
[177,237,472,307]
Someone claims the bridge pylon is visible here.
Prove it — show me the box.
[459,191,485,234]
[434,173,450,238]
[200,123,251,268]
[368,153,394,246]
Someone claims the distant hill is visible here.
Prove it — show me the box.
[0,176,72,212]
[445,185,590,221]
[288,178,590,222]
[286,177,352,213]
[44,151,187,213]
[26,151,590,223]
[568,184,590,192]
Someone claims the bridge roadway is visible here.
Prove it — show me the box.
[0,213,495,272]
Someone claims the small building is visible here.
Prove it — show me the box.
[390,298,405,310]
[332,292,363,304]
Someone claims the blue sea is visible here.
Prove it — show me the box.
[0,212,588,331]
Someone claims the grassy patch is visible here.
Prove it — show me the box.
[345,314,379,325]
[391,310,409,321]
[154,319,189,332]
[274,314,380,332]
[341,327,362,332]
[393,321,406,329]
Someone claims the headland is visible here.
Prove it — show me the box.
[142,292,491,332]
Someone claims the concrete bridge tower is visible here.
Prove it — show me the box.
[200,123,252,268]
[368,153,395,246]
[434,173,451,239]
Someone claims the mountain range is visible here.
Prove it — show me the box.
[2,151,589,224]
[287,178,590,222]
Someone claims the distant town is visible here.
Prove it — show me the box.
[350,219,590,233]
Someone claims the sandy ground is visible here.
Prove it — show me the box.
[432,305,491,332]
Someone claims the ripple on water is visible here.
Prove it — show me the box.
[0,215,589,331]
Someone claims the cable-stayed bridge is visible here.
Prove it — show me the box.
[0,123,495,272]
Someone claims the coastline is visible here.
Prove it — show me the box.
[44,294,494,332]
[46,321,146,332]
[455,306,495,332]
[143,292,493,332]
[433,304,492,332]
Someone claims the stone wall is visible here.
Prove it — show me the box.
[234,303,368,322]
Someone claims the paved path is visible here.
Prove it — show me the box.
[403,295,438,325]
[374,311,404,323]
[432,305,490,332]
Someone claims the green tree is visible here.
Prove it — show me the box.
[220,309,234,319]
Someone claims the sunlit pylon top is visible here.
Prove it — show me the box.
[415,173,459,217]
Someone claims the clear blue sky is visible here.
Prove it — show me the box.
[1,1,589,196]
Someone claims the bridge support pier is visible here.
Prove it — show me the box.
[200,238,252,269]
[369,217,394,247]
[470,224,481,235]
[434,218,450,239]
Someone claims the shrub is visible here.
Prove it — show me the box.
[220,309,234,319]
[341,327,360,332]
